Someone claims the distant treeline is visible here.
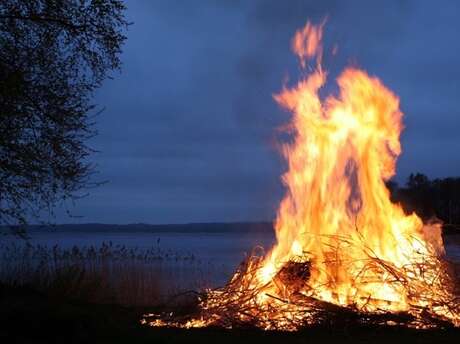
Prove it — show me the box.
[388,173,460,231]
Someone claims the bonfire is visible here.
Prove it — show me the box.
[143,21,460,330]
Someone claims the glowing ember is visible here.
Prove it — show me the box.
[144,21,460,330]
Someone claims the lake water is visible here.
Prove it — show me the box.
[1,229,459,298]
[17,229,460,262]
[16,229,276,267]
[0,229,277,293]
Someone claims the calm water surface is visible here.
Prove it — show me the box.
[2,230,459,293]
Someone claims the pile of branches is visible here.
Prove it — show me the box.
[143,241,460,331]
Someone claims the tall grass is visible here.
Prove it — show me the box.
[0,241,215,307]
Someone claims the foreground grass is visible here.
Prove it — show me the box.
[1,237,459,343]
[1,283,460,344]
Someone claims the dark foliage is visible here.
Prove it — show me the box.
[2,283,460,344]
[389,173,460,230]
[0,0,128,228]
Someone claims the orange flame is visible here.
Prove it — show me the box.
[261,20,453,316]
[291,20,325,68]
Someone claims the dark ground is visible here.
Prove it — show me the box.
[1,284,459,344]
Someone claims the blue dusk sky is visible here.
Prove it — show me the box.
[56,0,460,224]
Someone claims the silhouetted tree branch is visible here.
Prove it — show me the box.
[0,0,129,229]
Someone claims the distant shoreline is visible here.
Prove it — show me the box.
[2,221,459,235]
[2,222,275,234]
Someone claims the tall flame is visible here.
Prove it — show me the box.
[262,20,451,314]
[146,21,459,330]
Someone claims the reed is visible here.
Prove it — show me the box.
[0,240,212,307]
